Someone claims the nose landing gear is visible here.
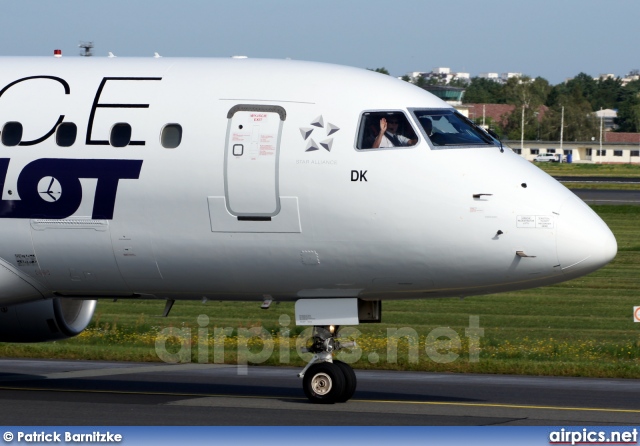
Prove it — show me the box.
[298,326,357,403]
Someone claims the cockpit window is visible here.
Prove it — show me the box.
[357,111,418,150]
[411,109,496,148]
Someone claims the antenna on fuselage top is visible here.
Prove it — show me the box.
[79,41,94,57]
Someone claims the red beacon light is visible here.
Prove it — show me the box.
[53,49,62,58]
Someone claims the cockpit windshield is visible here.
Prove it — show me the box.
[411,109,496,148]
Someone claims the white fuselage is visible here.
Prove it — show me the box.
[0,57,617,304]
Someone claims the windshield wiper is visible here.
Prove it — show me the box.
[459,113,503,152]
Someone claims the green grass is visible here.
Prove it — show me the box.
[563,182,640,190]
[540,162,640,188]
[536,162,640,177]
[1,205,639,378]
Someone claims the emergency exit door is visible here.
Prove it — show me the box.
[224,105,286,217]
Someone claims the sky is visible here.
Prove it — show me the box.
[0,0,638,85]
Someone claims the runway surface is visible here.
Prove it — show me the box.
[546,175,640,205]
[570,189,640,205]
[0,359,637,425]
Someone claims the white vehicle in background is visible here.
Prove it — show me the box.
[534,153,562,162]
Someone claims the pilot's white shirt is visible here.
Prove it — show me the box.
[378,132,411,148]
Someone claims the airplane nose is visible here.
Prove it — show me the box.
[556,197,617,278]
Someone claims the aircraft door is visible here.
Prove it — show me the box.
[224,105,285,217]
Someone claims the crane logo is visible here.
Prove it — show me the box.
[38,177,61,202]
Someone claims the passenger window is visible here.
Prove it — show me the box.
[56,122,77,147]
[161,124,182,149]
[357,112,418,149]
[1,122,23,146]
[110,123,132,147]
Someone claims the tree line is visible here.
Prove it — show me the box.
[369,68,640,141]
[461,73,640,141]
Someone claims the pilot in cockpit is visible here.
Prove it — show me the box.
[373,115,417,148]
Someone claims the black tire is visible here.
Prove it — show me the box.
[303,362,345,404]
[333,360,357,403]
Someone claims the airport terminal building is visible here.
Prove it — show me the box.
[505,132,640,164]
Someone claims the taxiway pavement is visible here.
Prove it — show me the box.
[0,359,637,425]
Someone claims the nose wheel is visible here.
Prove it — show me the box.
[333,360,357,402]
[299,326,357,403]
[303,362,345,403]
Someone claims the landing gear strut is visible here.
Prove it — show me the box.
[298,326,357,403]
